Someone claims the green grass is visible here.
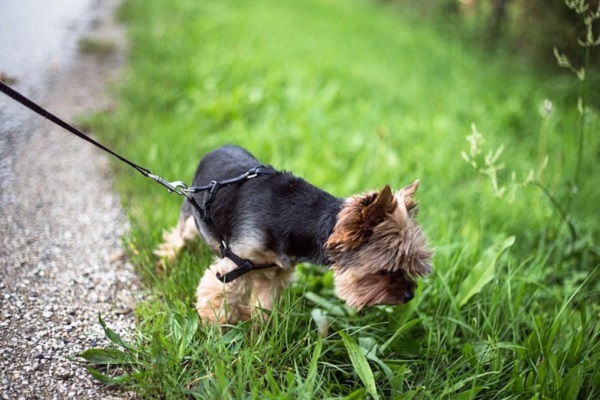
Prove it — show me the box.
[79,0,600,398]
[78,36,117,57]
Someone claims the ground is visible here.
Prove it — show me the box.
[0,1,140,398]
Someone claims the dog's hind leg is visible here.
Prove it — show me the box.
[154,201,198,269]
[195,257,254,325]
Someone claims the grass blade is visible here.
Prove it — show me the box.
[339,331,379,400]
[304,291,347,316]
[86,367,129,386]
[304,338,322,396]
[380,318,422,353]
[98,313,134,351]
[561,364,583,400]
[457,236,515,307]
[78,348,133,365]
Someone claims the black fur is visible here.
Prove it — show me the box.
[181,145,343,267]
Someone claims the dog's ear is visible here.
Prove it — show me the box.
[361,184,396,230]
[326,185,397,251]
[397,179,419,213]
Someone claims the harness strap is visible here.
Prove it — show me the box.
[218,243,276,283]
[185,166,274,223]
[185,166,275,193]
[185,167,278,283]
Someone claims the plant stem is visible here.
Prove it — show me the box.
[573,45,590,192]
[531,180,578,244]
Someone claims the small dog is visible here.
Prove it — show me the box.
[155,145,431,325]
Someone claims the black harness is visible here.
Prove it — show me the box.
[0,81,277,283]
[183,166,278,283]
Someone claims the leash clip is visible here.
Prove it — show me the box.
[167,181,188,195]
[147,174,189,196]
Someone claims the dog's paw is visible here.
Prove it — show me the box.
[153,228,185,273]
[154,258,169,274]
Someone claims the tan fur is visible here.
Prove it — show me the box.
[154,215,198,272]
[195,257,254,325]
[400,179,420,212]
[326,184,431,310]
[334,269,414,309]
[251,268,295,311]
[194,238,294,325]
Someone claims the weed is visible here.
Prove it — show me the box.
[78,36,116,57]
[462,0,600,261]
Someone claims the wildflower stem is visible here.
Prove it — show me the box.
[537,114,549,179]
[573,45,590,192]
[531,180,578,243]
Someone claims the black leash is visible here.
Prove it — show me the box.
[0,80,275,283]
[0,80,183,194]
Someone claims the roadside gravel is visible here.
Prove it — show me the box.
[0,1,141,398]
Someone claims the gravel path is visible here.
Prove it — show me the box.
[0,1,141,398]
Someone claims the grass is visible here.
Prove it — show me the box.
[79,0,600,398]
[78,36,117,57]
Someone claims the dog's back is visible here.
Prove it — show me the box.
[192,145,262,186]
[182,145,341,266]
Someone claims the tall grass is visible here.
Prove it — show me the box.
[79,0,600,398]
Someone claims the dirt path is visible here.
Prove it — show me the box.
[0,1,140,398]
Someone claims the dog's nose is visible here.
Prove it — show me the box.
[403,291,414,303]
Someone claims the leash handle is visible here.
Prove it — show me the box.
[0,80,152,177]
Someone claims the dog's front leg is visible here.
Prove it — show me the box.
[250,268,294,320]
[195,257,254,325]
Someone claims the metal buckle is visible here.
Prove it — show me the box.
[148,174,188,196]
[246,168,259,179]
[166,181,188,195]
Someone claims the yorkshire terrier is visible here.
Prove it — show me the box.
[155,145,431,325]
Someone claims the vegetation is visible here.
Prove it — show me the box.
[78,36,117,57]
[79,0,599,398]
[386,0,600,74]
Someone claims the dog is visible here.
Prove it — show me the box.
[155,145,431,325]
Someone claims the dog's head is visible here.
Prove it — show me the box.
[325,181,431,310]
